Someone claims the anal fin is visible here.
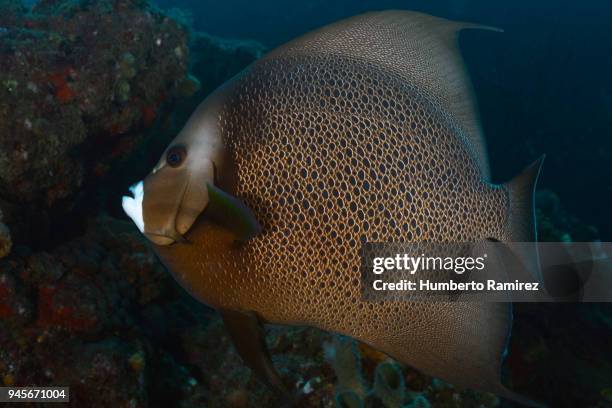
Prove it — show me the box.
[220,309,289,397]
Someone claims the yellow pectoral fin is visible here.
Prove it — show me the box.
[205,183,262,241]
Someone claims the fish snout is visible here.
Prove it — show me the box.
[121,179,189,246]
[122,157,216,246]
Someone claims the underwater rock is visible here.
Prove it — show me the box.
[404,395,431,408]
[189,32,266,97]
[0,210,12,258]
[0,0,26,27]
[335,390,365,408]
[536,189,599,242]
[0,216,182,403]
[0,0,190,241]
[224,388,250,408]
[0,268,33,326]
[373,361,406,407]
[177,74,201,98]
[57,338,148,407]
[324,336,368,399]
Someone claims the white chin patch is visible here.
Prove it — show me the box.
[122,181,145,233]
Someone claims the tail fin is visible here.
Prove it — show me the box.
[503,156,545,282]
[505,156,545,242]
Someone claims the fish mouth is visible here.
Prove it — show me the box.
[144,231,187,245]
[122,181,145,233]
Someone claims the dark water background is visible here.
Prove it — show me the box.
[154,0,612,240]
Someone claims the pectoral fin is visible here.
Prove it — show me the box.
[220,309,289,396]
[205,183,262,240]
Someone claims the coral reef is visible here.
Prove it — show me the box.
[373,362,406,407]
[324,336,367,399]
[0,0,191,245]
[0,217,173,406]
[189,32,266,96]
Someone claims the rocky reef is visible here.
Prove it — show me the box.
[0,0,192,246]
[0,1,610,407]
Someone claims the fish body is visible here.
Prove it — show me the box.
[123,10,541,405]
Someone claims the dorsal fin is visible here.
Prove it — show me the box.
[264,10,501,179]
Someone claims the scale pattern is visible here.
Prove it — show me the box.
[179,54,514,388]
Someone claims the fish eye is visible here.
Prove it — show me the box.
[166,146,187,168]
